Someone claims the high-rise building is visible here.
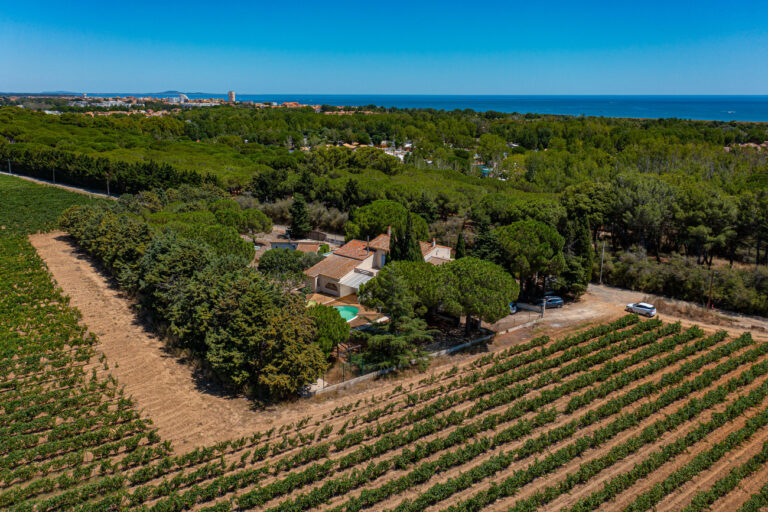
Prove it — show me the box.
[228,91,236,102]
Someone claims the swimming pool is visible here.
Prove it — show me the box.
[333,305,359,322]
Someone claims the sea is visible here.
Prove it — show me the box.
[88,94,768,122]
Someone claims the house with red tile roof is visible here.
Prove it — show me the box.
[305,227,453,297]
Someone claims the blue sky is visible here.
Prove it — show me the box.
[2,0,767,94]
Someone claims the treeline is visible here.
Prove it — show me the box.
[0,143,219,194]
[600,250,768,316]
[58,189,331,399]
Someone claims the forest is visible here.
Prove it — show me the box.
[2,104,768,314]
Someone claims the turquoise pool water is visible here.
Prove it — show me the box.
[333,305,359,322]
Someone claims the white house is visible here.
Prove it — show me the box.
[305,228,453,297]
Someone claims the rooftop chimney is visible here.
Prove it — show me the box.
[387,225,392,236]
[432,238,436,248]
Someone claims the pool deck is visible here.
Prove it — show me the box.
[306,293,386,328]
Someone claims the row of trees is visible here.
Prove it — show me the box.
[0,142,219,194]
[58,194,333,399]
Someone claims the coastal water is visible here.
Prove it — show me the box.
[91,94,768,122]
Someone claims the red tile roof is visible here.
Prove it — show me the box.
[295,242,321,254]
[333,240,373,260]
[420,241,452,257]
[304,255,360,280]
[368,234,391,251]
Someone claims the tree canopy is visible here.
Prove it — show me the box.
[345,200,429,241]
[493,220,565,295]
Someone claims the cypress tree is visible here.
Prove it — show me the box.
[389,213,423,262]
[455,230,466,259]
[288,193,311,239]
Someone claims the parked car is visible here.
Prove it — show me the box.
[538,296,564,309]
[626,302,656,317]
[509,301,518,314]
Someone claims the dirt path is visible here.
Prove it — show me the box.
[29,232,267,452]
[588,283,768,338]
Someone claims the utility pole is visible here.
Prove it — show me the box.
[707,269,715,310]
[7,158,11,175]
[598,238,606,284]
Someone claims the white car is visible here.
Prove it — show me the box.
[626,302,656,317]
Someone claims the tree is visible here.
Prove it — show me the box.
[415,191,438,224]
[213,208,246,231]
[288,194,311,239]
[455,230,467,259]
[470,219,502,263]
[478,133,507,169]
[353,317,431,371]
[294,168,315,200]
[561,182,610,247]
[442,257,519,332]
[345,200,428,241]
[389,213,423,262]
[359,264,416,331]
[258,248,320,276]
[342,178,362,210]
[494,220,565,296]
[257,298,329,398]
[357,264,432,371]
[362,261,446,319]
[243,209,272,234]
[248,165,289,202]
[137,232,216,319]
[202,272,327,397]
[308,305,349,356]
[557,217,593,298]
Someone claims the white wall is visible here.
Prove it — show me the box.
[425,246,452,261]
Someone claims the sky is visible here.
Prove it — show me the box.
[1,0,767,95]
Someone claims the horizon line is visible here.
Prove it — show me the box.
[5,92,768,97]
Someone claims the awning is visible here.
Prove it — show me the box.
[339,271,375,290]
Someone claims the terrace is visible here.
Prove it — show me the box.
[306,292,386,328]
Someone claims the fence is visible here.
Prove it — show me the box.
[309,314,542,396]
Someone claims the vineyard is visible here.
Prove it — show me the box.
[5,174,768,511]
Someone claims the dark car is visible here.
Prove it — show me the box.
[539,296,564,309]
[509,301,518,314]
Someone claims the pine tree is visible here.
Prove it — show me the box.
[288,193,311,239]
